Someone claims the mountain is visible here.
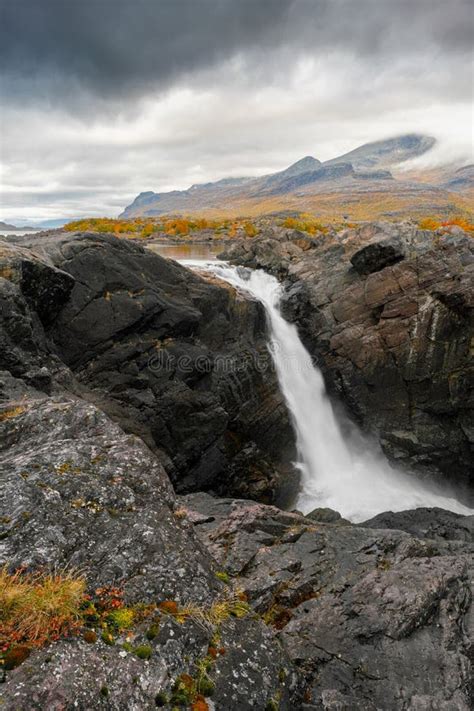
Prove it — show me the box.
[0,218,73,230]
[0,221,37,231]
[324,133,436,169]
[31,218,71,228]
[0,220,35,232]
[120,134,473,221]
[442,164,474,192]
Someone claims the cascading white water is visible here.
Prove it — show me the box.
[185,259,473,522]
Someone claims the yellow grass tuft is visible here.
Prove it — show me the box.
[0,567,86,650]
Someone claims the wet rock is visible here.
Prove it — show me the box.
[306,507,350,525]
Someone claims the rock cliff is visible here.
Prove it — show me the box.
[1,233,295,502]
[221,222,474,488]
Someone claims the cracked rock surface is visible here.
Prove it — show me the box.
[180,492,474,710]
[0,235,297,709]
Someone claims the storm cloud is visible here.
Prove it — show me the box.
[1,0,472,104]
[0,0,472,221]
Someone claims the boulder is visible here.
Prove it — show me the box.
[360,507,474,542]
[306,507,350,524]
[350,235,405,274]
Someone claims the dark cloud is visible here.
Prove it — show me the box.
[1,0,472,106]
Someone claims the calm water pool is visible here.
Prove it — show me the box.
[146,241,225,261]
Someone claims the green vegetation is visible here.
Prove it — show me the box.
[215,571,230,584]
[134,643,152,660]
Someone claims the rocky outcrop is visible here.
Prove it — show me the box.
[360,506,474,542]
[1,228,473,709]
[180,492,474,710]
[221,222,474,487]
[2,232,295,502]
[0,238,297,706]
[0,379,294,709]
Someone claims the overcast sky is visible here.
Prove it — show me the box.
[0,0,472,223]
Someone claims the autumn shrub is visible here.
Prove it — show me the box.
[418,217,440,230]
[441,218,474,232]
[64,215,260,240]
[419,217,474,233]
[243,221,257,237]
[282,215,328,234]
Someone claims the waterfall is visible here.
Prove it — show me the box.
[185,260,473,522]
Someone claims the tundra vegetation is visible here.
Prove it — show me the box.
[64,213,474,241]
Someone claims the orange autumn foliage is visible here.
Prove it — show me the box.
[419,217,474,233]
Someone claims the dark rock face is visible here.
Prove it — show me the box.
[0,239,295,707]
[350,236,405,274]
[0,242,74,394]
[360,507,474,542]
[9,232,295,502]
[222,222,474,487]
[180,493,474,710]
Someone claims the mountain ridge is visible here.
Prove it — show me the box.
[120,134,472,221]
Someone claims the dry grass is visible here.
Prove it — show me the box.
[0,567,86,650]
[159,593,250,630]
[0,406,26,422]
